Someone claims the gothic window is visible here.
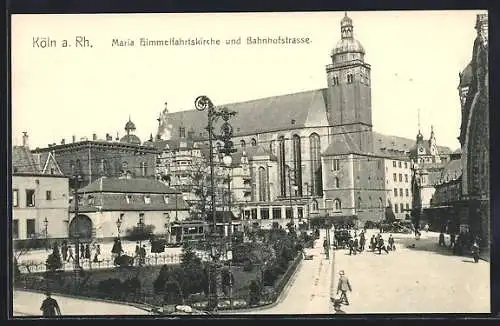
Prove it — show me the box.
[335,177,340,188]
[258,167,267,202]
[332,159,340,171]
[292,134,303,196]
[179,127,186,138]
[379,197,383,209]
[309,133,323,196]
[141,162,148,176]
[240,140,246,148]
[251,138,257,147]
[347,74,354,84]
[278,136,286,197]
[357,197,362,210]
[334,199,341,211]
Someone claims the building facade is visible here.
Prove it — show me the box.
[31,118,158,189]
[458,13,489,247]
[69,177,189,241]
[12,141,69,243]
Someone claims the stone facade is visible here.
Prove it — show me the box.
[458,13,489,247]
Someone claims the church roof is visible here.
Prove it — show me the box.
[78,177,181,194]
[12,146,40,174]
[120,134,142,145]
[158,89,328,138]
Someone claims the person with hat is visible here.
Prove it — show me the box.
[336,270,352,305]
[40,291,61,317]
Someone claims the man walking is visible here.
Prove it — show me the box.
[438,232,446,247]
[336,270,352,305]
[388,234,395,251]
[471,241,480,263]
[67,245,74,262]
[359,233,366,252]
[40,292,61,317]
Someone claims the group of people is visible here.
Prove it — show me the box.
[368,233,396,254]
[111,238,148,266]
[55,240,103,264]
[438,231,481,263]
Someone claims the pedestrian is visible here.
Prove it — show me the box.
[438,233,446,247]
[67,245,74,262]
[139,245,147,266]
[61,241,68,262]
[353,237,359,253]
[450,233,456,249]
[370,235,376,251]
[84,244,91,260]
[388,234,395,251]
[348,238,355,255]
[471,241,480,263]
[332,299,346,314]
[359,235,366,252]
[424,223,429,232]
[378,237,388,254]
[80,243,85,259]
[135,241,140,257]
[336,270,352,305]
[40,291,61,317]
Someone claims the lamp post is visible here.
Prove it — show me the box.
[222,154,234,309]
[194,95,236,312]
[43,217,49,250]
[70,172,83,269]
[287,167,297,231]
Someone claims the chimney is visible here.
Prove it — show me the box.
[72,135,76,143]
[61,139,65,145]
[22,132,29,148]
[93,133,97,141]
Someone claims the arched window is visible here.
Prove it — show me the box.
[250,138,257,146]
[292,134,303,196]
[240,140,246,148]
[141,162,148,176]
[334,199,341,211]
[278,136,286,197]
[335,177,340,188]
[258,167,267,201]
[379,197,383,209]
[311,199,319,212]
[357,197,362,210]
[309,133,323,196]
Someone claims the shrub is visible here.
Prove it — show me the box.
[164,280,183,305]
[98,278,123,299]
[242,259,254,272]
[179,245,205,297]
[122,276,141,298]
[248,279,262,306]
[124,224,155,242]
[114,254,134,267]
[262,264,280,286]
[46,245,62,272]
[151,238,167,253]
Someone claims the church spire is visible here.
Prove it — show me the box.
[341,12,354,39]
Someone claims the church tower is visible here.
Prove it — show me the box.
[326,13,373,152]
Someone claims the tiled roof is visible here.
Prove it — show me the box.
[373,132,452,156]
[159,89,328,138]
[71,192,189,212]
[78,177,181,194]
[12,146,41,174]
[440,159,462,183]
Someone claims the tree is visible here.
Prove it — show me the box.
[164,280,183,305]
[248,279,262,306]
[179,243,205,296]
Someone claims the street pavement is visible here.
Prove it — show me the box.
[13,290,149,316]
[331,230,490,314]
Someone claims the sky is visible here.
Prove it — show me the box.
[11,10,487,150]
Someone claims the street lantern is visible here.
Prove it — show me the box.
[43,217,49,250]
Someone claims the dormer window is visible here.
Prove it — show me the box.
[164,195,170,204]
[144,195,151,204]
[125,195,131,204]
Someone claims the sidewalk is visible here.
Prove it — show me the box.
[13,289,149,316]
[331,229,490,314]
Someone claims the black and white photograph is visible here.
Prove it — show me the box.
[10,10,490,316]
